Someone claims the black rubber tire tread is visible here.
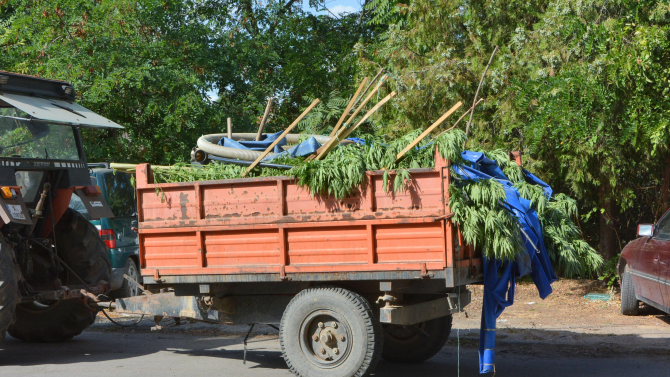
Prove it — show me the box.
[0,239,21,342]
[381,315,452,364]
[54,208,111,285]
[7,208,110,342]
[8,299,96,342]
[111,259,141,299]
[279,286,383,377]
[620,270,639,316]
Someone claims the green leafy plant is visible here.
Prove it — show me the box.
[598,253,621,289]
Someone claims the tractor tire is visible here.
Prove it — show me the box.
[7,209,110,342]
[280,286,383,377]
[620,269,639,316]
[381,315,452,363]
[54,208,111,286]
[8,299,96,342]
[0,239,21,342]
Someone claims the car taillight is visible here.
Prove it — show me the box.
[99,229,117,249]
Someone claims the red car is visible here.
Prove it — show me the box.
[619,215,670,315]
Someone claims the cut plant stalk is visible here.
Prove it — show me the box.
[396,101,463,162]
[329,77,368,138]
[242,99,320,177]
[256,97,274,141]
[436,98,483,137]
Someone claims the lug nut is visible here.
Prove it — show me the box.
[332,322,338,329]
[318,322,324,328]
[320,348,326,355]
[339,335,345,342]
[312,334,319,341]
[333,348,339,355]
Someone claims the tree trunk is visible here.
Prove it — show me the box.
[598,196,619,261]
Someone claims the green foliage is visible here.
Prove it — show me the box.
[449,178,524,261]
[0,0,380,165]
[515,181,603,277]
[293,144,367,199]
[599,253,622,289]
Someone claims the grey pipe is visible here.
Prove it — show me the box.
[197,133,350,161]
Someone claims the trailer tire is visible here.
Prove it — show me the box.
[381,315,452,363]
[279,286,383,377]
[0,239,21,342]
[54,208,111,286]
[620,269,639,316]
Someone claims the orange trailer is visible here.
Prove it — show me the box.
[115,149,481,376]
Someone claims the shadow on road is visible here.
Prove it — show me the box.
[1,321,669,376]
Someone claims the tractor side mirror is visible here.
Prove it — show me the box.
[637,224,654,237]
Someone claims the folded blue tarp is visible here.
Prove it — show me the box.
[456,151,557,374]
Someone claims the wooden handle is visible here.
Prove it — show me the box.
[227,118,232,139]
[242,99,320,177]
[315,91,396,161]
[396,101,463,162]
[345,74,387,126]
[329,77,368,138]
[256,97,274,141]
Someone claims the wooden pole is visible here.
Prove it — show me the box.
[256,97,274,141]
[436,98,484,137]
[344,74,388,126]
[396,101,463,162]
[329,77,368,138]
[315,91,396,161]
[465,46,499,143]
[227,117,232,139]
[351,68,383,110]
[242,99,320,177]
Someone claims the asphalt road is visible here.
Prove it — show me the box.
[1,321,668,377]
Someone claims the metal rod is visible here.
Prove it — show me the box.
[465,46,499,143]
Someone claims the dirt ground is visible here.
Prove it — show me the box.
[449,279,670,357]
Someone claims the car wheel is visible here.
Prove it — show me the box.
[620,268,639,316]
[0,239,21,342]
[113,259,142,298]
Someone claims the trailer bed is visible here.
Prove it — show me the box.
[134,152,482,286]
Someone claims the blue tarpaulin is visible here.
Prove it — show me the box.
[454,151,557,374]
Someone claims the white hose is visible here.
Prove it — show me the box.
[196,133,350,161]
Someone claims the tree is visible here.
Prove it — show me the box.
[360,0,670,262]
[0,0,379,164]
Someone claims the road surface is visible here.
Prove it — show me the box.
[1,319,668,377]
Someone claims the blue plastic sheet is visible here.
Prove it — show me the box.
[453,151,557,374]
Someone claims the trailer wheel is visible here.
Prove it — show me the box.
[381,315,452,363]
[279,287,383,377]
[0,239,21,342]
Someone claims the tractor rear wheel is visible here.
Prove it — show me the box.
[0,239,21,342]
[7,209,110,342]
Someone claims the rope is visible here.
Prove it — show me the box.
[457,284,461,377]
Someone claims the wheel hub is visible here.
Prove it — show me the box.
[300,311,351,368]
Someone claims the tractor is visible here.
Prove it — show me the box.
[0,71,122,341]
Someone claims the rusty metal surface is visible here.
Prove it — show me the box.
[379,290,471,325]
[133,150,483,282]
[140,267,483,288]
[115,292,222,323]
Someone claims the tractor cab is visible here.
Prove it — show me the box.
[0,71,123,342]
